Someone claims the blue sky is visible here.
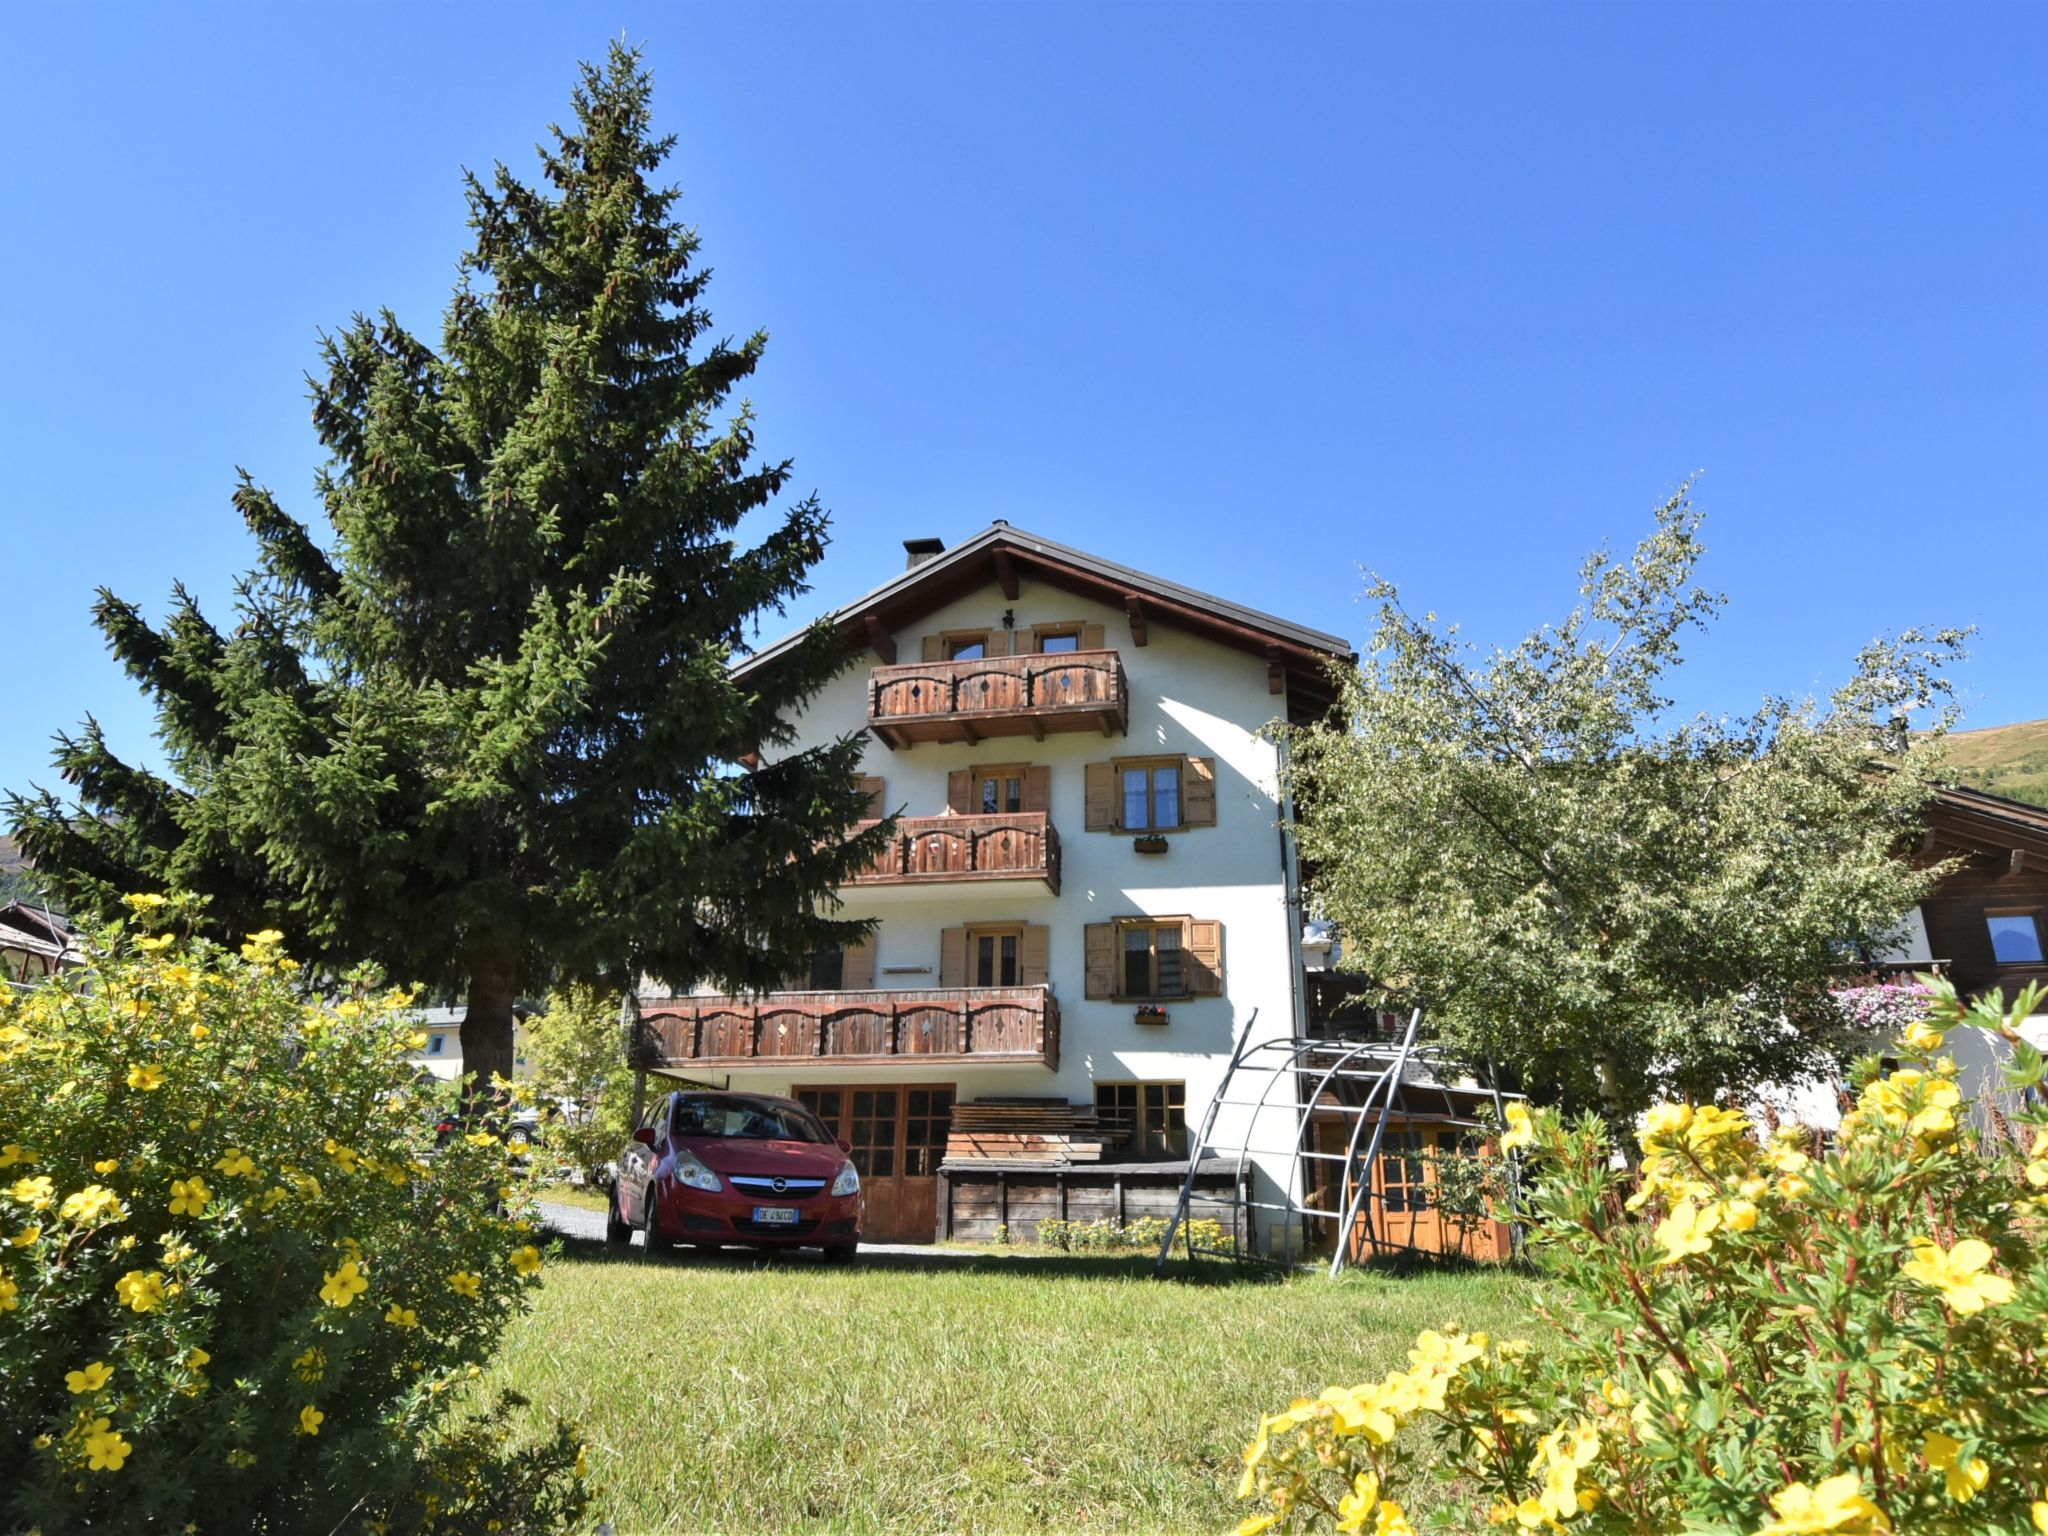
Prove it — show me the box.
[2,3,2042,801]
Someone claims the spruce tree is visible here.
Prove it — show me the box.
[7,44,890,1082]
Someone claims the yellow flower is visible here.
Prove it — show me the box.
[297,1404,325,1436]
[1923,1432,1990,1502]
[10,1175,55,1211]
[384,1303,420,1328]
[126,1063,166,1091]
[1903,1019,1946,1052]
[188,1347,211,1368]
[1235,1518,1278,1536]
[83,1419,133,1471]
[2025,1159,2048,1189]
[1644,1102,1693,1140]
[12,1224,41,1247]
[1903,1237,2016,1315]
[60,1185,127,1224]
[1335,1471,1379,1533]
[0,1144,29,1168]
[1757,1472,1890,1535]
[465,1130,500,1149]
[95,1159,120,1174]
[123,892,169,909]
[1653,1198,1721,1265]
[293,1346,327,1382]
[168,1177,212,1217]
[1409,1327,1486,1375]
[135,935,175,953]
[445,1269,480,1298]
[509,1244,543,1277]
[0,1275,16,1311]
[1373,1503,1415,1536]
[323,1140,360,1173]
[214,1149,257,1179]
[319,1259,369,1308]
[1500,1103,1535,1152]
[66,1361,115,1394]
[115,1269,166,1313]
[2032,1500,2048,1533]
[1719,1198,1760,1232]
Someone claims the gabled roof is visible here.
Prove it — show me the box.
[1925,781,2048,863]
[736,522,1357,717]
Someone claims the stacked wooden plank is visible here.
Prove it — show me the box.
[945,1097,1129,1164]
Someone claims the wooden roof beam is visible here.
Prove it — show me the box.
[1124,595,1148,647]
[1266,645,1285,695]
[864,614,897,664]
[993,549,1020,600]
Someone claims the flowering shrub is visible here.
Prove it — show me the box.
[1035,1215,1236,1254]
[1233,976,2048,1535]
[0,904,588,1534]
[1833,979,1937,1039]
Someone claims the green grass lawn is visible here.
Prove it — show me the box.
[490,1237,1539,1535]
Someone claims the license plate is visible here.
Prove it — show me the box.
[752,1206,800,1225]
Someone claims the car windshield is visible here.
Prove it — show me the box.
[670,1095,827,1143]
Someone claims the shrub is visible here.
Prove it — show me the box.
[1233,976,2048,1535]
[1033,1215,1235,1255]
[0,904,588,1534]
[524,982,633,1188]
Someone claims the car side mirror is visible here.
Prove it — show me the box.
[836,1137,852,1155]
[632,1127,658,1147]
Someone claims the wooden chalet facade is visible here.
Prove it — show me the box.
[1900,784,2048,1002]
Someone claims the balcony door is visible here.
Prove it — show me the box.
[796,1084,954,1244]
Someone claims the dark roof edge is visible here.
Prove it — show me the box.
[1931,780,2048,836]
[734,522,1355,677]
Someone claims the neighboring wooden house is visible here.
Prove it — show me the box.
[630,524,1363,1252]
[1893,783,2048,1001]
[1,902,81,984]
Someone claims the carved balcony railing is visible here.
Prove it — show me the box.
[848,812,1060,894]
[867,649,1128,748]
[632,986,1060,1071]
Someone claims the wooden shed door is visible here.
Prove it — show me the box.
[796,1085,954,1244]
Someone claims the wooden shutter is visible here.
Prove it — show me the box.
[843,933,876,991]
[857,775,888,821]
[1014,628,1039,654]
[946,769,974,815]
[1020,924,1049,987]
[938,927,967,989]
[922,634,943,662]
[1183,757,1218,827]
[1084,761,1117,831]
[1080,622,1105,651]
[1185,919,1224,995]
[1084,922,1116,999]
[1022,764,1051,814]
[986,629,1011,657]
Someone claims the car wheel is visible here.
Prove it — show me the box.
[641,1186,674,1255]
[821,1243,858,1264]
[605,1191,633,1247]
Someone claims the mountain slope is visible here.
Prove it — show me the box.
[1944,718,2048,809]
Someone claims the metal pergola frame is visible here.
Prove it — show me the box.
[1155,1009,1509,1275]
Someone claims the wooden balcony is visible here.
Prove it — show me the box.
[848,812,1060,894]
[633,985,1061,1071]
[867,649,1129,749]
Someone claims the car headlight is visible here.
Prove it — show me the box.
[673,1148,722,1192]
[830,1160,860,1197]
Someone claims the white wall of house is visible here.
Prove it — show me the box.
[673,574,1309,1246]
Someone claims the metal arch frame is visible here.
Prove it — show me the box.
[1154,1008,1503,1275]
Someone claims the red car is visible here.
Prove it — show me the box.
[608,1090,862,1261]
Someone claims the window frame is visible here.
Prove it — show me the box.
[941,629,992,661]
[1116,917,1186,1001]
[972,761,1030,816]
[1031,623,1084,654]
[1115,755,1185,833]
[1094,1080,1188,1160]
[965,923,1026,989]
[1986,907,2047,967]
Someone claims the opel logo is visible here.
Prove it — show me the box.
[772,1177,787,1193]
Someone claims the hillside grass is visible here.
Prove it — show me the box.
[491,1237,1538,1535]
[1945,717,2048,809]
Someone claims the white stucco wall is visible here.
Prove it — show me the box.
[682,574,1309,1247]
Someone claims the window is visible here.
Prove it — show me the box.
[1121,760,1182,831]
[1122,922,1183,998]
[904,1087,955,1177]
[968,925,1022,987]
[807,948,845,991]
[946,634,987,660]
[1988,911,2046,965]
[426,1034,445,1056]
[1378,1129,1454,1212]
[847,1089,898,1178]
[979,770,1024,815]
[669,1094,831,1143]
[1095,1082,1188,1159]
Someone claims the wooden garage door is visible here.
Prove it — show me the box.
[796,1084,955,1244]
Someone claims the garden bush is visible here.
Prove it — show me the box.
[0,902,588,1534]
[1233,976,2048,1535]
[1035,1215,1235,1254]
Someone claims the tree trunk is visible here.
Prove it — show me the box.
[460,947,521,1093]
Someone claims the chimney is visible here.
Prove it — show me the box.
[903,537,945,571]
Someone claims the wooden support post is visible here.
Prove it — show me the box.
[998,1171,1010,1234]
[1057,1170,1068,1221]
[941,1169,954,1240]
[1115,1173,1126,1226]
[864,613,897,664]
[1124,595,1148,646]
